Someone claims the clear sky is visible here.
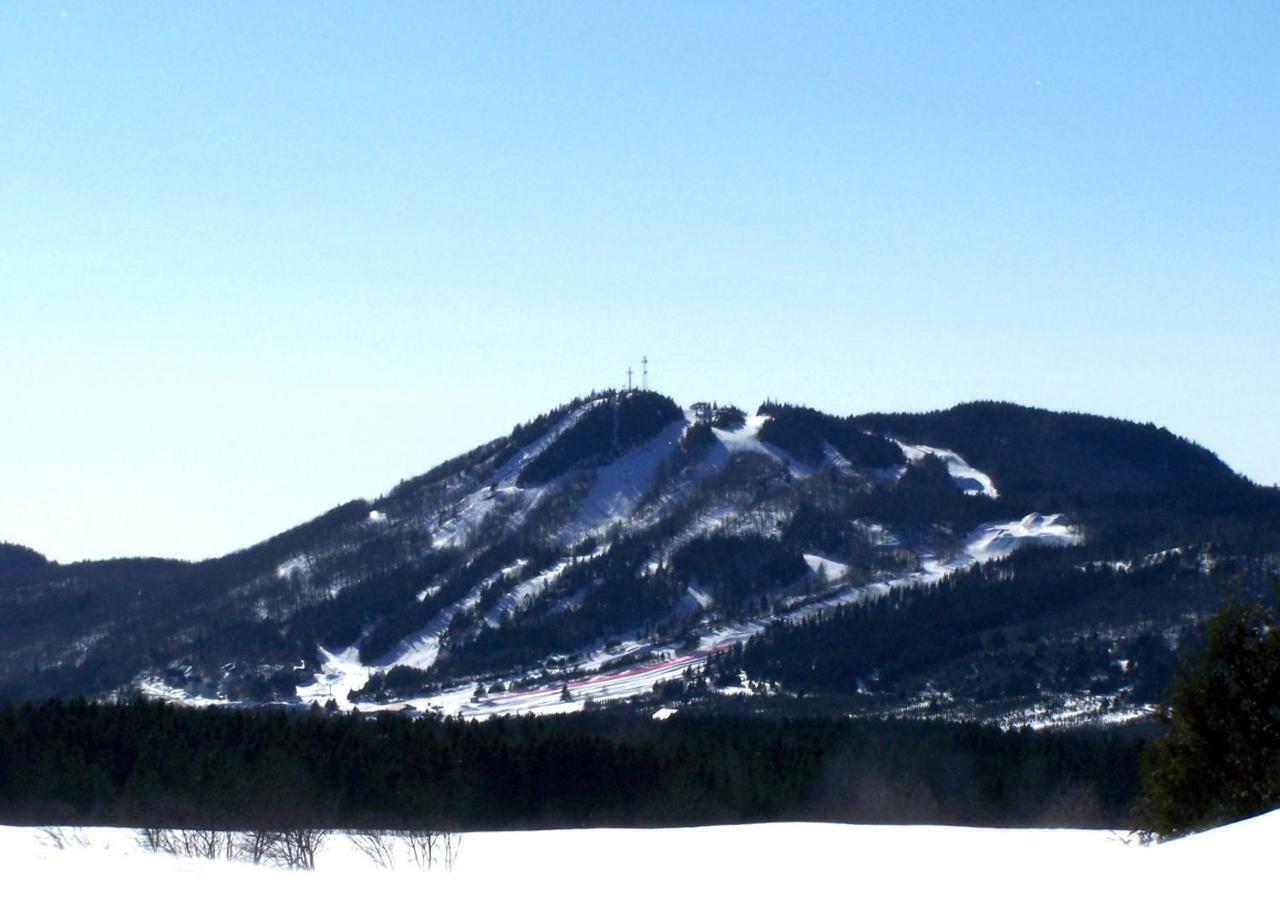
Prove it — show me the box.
[2,2,1277,563]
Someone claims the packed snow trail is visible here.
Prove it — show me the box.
[893,440,1001,497]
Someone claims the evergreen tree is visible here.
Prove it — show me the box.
[1137,580,1280,839]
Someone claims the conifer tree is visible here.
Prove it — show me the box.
[1137,580,1280,839]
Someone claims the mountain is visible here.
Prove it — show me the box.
[2,391,1277,725]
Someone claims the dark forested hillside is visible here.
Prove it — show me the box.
[709,544,1260,706]
[0,543,49,574]
[518,391,683,485]
[758,402,906,469]
[0,698,1145,830]
[852,402,1241,501]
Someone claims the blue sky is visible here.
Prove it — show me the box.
[2,3,1277,562]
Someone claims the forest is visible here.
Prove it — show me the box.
[0,698,1144,830]
[707,543,1244,703]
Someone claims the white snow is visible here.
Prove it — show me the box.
[430,402,598,549]
[962,513,1080,563]
[295,645,372,706]
[137,677,232,708]
[5,810,1278,899]
[857,519,901,546]
[803,553,850,582]
[992,695,1156,731]
[894,440,1000,498]
[275,554,310,580]
[480,558,574,627]
[714,413,775,456]
[642,495,794,574]
[384,559,528,669]
[720,413,816,476]
[554,419,687,545]
[378,647,717,720]
[686,584,714,609]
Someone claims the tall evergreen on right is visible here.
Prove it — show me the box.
[1138,579,1280,839]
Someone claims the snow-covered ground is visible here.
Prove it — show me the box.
[554,419,687,544]
[803,552,851,582]
[381,558,528,670]
[894,440,1001,497]
[429,401,599,550]
[4,810,1275,900]
[991,694,1156,731]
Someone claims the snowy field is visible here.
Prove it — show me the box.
[4,811,1274,899]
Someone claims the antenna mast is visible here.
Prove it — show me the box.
[641,355,649,391]
[626,366,633,392]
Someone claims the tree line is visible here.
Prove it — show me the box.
[0,697,1144,830]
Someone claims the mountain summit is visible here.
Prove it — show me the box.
[2,391,1277,725]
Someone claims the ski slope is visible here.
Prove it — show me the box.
[295,512,1082,720]
[893,439,1001,497]
[137,397,1083,722]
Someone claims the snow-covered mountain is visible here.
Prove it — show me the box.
[2,391,1277,723]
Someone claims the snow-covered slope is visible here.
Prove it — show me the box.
[5,811,1276,900]
[894,439,1000,497]
[138,394,1099,720]
[291,512,1082,720]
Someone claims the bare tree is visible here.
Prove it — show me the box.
[400,828,439,870]
[442,831,462,872]
[40,827,92,851]
[133,828,330,868]
[278,828,327,870]
[395,828,461,871]
[349,830,397,869]
[235,830,285,865]
[177,829,229,860]
[135,828,236,860]
[136,828,177,854]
